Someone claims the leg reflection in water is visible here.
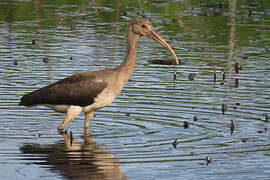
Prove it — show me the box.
[20,129,126,180]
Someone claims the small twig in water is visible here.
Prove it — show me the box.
[172,139,178,148]
[70,131,73,147]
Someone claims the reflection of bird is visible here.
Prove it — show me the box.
[20,129,127,180]
[19,17,179,132]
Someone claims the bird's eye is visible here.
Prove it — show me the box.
[141,24,146,28]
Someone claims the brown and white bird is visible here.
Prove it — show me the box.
[19,17,179,132]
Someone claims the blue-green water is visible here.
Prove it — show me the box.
[0,0,270,179]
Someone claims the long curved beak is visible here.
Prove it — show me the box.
[147,30,179,65]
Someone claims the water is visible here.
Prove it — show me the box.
[1,0,270,179]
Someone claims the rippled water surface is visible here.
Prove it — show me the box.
[1,0,270,179]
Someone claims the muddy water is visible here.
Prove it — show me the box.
[1,0,270,179]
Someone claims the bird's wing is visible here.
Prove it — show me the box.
[20,72,107,106]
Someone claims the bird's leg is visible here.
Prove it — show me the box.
[58,106,82,132]
[84,111,94,129]
[83,128,94,145]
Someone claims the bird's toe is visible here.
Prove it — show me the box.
[58,128,67,135]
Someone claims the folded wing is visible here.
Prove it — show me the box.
[19,72,107,107]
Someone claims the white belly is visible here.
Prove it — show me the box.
[82,89,117,112]
[45,104,70,113]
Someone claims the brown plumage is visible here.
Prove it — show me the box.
[19,17,179,132]
[20,72,107,106]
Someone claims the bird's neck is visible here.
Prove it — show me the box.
[118,25,140,79]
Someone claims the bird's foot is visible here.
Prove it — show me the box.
[58,128,67,135]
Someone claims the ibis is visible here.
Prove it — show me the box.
[19,17,179,132]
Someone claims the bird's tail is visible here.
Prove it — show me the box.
[19,93,39,106]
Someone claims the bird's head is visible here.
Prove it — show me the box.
[130,17,179,65]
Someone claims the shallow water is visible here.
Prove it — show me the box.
[1,0,270,179]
